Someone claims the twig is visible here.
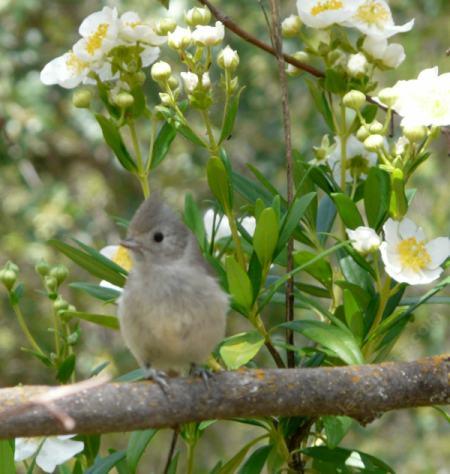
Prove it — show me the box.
[0,356,448,438]
[163,428,179,474]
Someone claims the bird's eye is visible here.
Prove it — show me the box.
[153,232,164,243]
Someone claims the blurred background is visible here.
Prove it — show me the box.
[0,0,449,472]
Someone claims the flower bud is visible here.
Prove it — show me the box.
[67,331,79,345]
[347,53,367,77]
[35,259,50,277]
[281,15,301,38]
[217,45,239,71]
[180,72,199,93]
[356,125,370,142]
[154,18,177,36]
[167,76,179,89]
[72,89,92,108]
[343,90,366,110]
[402,124,427,143]
[151,61,172,82]
[44,275,58,294]
[369,120,384,134]
[113,92,135,108]
[378,87,398,108]
[0,269,17,291]
[346,227,381,254]
[133,71,147,86]
[50,264,69,285]
[364,134,385,151]
[286,51,310,77]
[159,92,171,106]
[54,297,69,312]
[168,26,192,49]
[185,7,211,27]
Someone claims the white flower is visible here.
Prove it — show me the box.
[74,7,119,62]
[281,14,302,37]
[389,67,450,127]
[203,210,256,242]
[119,11,166,45]
[151,61,172,81]
[217,45,239,70]
[15,435,84,473]
[347,226,381,254]
[180,71,199,93]
[167,26,192,49]
[40,51,91,89]
[393,136,409,156]
[380,218,450,285]
[347,52,368,76]
[192,21,225,46]
[363,36,405,68]
[139,45,161,68]
[100,245,132,292]
[344,0,414,39]
[327,135,378,184]
[296,0,358,28]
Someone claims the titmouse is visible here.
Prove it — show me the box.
[118,194,228,385]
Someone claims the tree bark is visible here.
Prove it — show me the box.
[0,356,448,439]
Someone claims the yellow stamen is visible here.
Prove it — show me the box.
[85,23,109,55]
[355,0,390,26]
[311,0,344,16]
[113,246,132,271]
[126,21,142,28]
[66,52,88,73]
[397,237,431,271]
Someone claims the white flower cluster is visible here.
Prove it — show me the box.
[295,0,413,70]
[41,7,165,89]
[347,218,450,286]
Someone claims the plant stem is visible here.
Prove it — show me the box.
[201,109,218,154]
[187,439,197,474]
[52,308,61,357]
[129,121,150,198]
[12,304,45,356]
[145,113,158,174]
[227,210,247,269]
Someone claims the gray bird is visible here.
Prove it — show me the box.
[118,194,228,386]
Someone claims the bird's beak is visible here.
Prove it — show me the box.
[120,238,142,251]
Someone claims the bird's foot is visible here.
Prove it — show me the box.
[189,363,213,388]
[143,366,170,395]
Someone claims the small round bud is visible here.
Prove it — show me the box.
[402,124,427,143]
[154,18,177,36]
[369,120,384,134]
[35,260,50,277]
[167,76,179,89]
[343,90,366,110]
[217,45,239,71]
[54,297,69,312]
[44,275,58,293]
[113,92,135,108]
[347,227,381,255]
[151,61,172,82]
[133,71,146,86]
[180,72,199,93]
[67,331,79,345]
[185,7,211,27]
[364,134,385,151]
[378,87,398,108]
[286,51,310,77]
[356,125,370,142]
[159,92,171,106]
[167,26,192,50]
[0,269,17,291]
[281,15,301,38]
[50,264,69,285]
[347,53,367,77]
[72,89,92,108]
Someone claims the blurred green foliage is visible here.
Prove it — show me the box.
[0,0,449,472]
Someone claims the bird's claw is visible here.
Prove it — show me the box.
[190,364,213,389]
[143,367,170,395]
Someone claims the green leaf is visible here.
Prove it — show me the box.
[231,171,273,206]
[389,168,408,220]
[317,195,336,245]
[60,311,120,331]
[49,240,126,287]
[150,122,177,170]
[126,430,157,474]
[219,87,244,143]
[324,69,348,94]
[277,193,316,253]
[173,120,206,147]
[282,320,364,365]
[0,440,15,474]
[364,168,390,230]
[339,254,374,292]
[207,156,232,211]
[238,445,271,474]
[89,361,110,378]
[247,164,280,198]
[70,282,121,302]
[253,208,279,267]
[220,331,265,370]
[225,256,253,312]
[343,289,364,340]
[331,193,364,229]
[184,194,206,249]
[306,80,334,130]
[166,452,180,474]
[433,406,450,424]
[158,0,170,8]
[294,251,333,288]
[322,416,353,449]
[95,115,137,172]
[57,354,76,383]
[218,436,268,474]
[335,281,370,310]
[85,451,126,474]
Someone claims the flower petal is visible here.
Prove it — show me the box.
[425,237,450,268]
[36,437,84,473]
[14,438,41,462]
